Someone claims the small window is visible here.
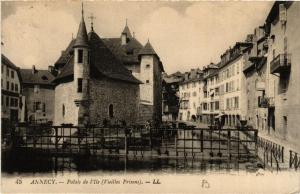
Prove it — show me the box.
[62,104,65,117]
[15,99,18,107]
[109,104,114,118]
[6,96,9,107]
[6,81,9,90]
[10,98,14,107]
[146,64,150,68]
[42,103,46,112]
[34,101,42,111]
[11,83,14,91]
[11,71,14,78]
[77,78,83,93]
[126,50,134,55]
[6,68,9,76]
[15,84,18,92]
[78,49,83,63]
[146,80,150,84]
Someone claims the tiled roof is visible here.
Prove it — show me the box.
[139,40,165,72]
[1,54,19,71]
[103,37,143,64]
[54,39,75,68]
[88,31,141,84]
[73,17,89,48]
[122,25,133,39]
[20,69,55,85]
[53,31,141,84]
[138,41,158,57]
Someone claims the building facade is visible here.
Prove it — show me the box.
[162,72,184,121]
[264,2,300,149]
[20,66,56,123]
[103,25,164,125]
[201,63,219,125]
[53,10,140,126]
[215,42,252,127]
[243,27,269,131]
[178,69,203,121]
[1,54,22,126]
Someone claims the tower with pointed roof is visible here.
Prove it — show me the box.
[73,3,90,126]
[121,19,133,45]
[138,39,164,125]
[53,7,141,126]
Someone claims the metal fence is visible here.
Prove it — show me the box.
[4,124,259,160]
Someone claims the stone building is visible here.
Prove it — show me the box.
[201,63,219,125]
[20,65,56,123]
[217,42,252,127]
[162,72,184,121]
[1,54,22,125]
[264,1,300,149]
[178,69,203,121]
[53,9,141,126]
[103,24,164,125]
[243,27,269,131]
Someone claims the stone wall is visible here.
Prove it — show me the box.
[89,77,139,126]
[54,81,79,125]
[138,103,153,124]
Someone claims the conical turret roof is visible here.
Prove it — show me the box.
[138,40,157,56]
[73,16,89,48]
[121,25,133,39]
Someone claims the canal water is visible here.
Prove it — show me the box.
[2,154,262,175]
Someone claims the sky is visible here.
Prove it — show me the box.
[1,1,274,74]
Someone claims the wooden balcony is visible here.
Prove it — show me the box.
[270,54,291,74]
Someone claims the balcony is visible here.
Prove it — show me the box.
[258,97,275,108]
[258,97,269,108]
[270,54,291,74]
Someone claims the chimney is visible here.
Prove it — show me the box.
[48,65,58,76]
[48,65,54,73]
[121,33,127,45]
[184,72,189,80]
[32,65,36,74]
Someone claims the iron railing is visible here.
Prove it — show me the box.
[4,124,259,160]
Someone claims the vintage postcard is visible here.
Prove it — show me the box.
[1,1,300,193]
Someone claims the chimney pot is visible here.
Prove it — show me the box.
[32,65,36,74]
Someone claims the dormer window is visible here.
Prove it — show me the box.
[78,49,83,63]
[42,75,48,80]
[126,50,134,55]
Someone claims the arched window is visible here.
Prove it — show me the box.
[62,104,65,117]
[109,104,114,118]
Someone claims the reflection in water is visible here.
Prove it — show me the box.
[2,152,260,175]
